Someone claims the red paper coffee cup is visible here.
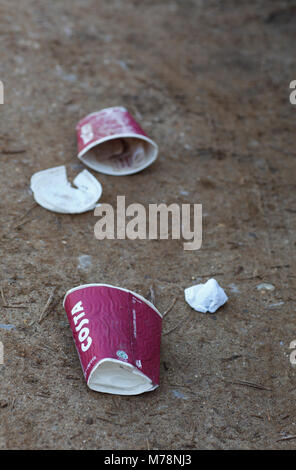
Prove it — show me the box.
[76,107,158,175]
[63,284,162,395]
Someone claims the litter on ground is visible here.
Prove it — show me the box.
[30,165,102,214]
[256,283,275,291]
[184,278,228,313]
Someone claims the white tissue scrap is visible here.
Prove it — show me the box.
[256,283,275,291]
[184,278,228,313]
[30,165,102,214]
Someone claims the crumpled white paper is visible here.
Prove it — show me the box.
[30,165,102,214]
[184,278,228,313]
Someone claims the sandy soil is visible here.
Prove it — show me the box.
[0,0,296,450]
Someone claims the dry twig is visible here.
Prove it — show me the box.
[162,297,177,317]
[163,317,185,336]
[14,203,38,229]
[0,149,26,154]
[276,435,296,442]
[225,378,272,391]
[38,287,57,324]
[0,285,27,308]
[149,285,155,306]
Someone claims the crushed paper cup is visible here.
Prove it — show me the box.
[30,165,102,214]
[63,284,162,395]
[184,278,228,313]
[76,106,158,175]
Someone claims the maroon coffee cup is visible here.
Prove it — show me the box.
[63,284,162,395]
[76,107,158,175]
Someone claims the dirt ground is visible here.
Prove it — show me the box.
[0,0,296,450]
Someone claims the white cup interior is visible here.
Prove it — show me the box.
[88,358,156,395]
[79,136,158,176]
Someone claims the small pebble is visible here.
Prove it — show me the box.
[0,324,15,331]
[172,390,188,400]
[77,254,92,271]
